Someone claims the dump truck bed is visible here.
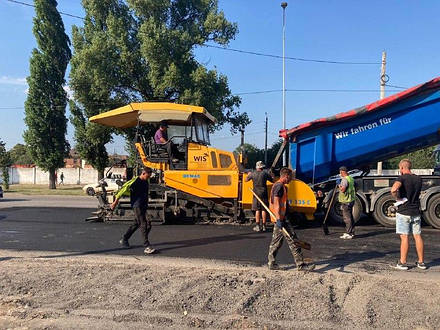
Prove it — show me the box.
[283,77,440,183]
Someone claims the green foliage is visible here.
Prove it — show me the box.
[70,0,249,174]
[234,143,263,169]
[235,140,283,169]
[0,140,12,189]
[69,0,144,177]
[382,146,437,169]
[24,0,71,188]
[69,101,112,179]
[8,144,34,165]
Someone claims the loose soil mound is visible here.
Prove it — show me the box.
[1,251,439,329]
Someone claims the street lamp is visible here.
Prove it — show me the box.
[281,2,287,166]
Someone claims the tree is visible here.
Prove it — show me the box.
[8,144,34,165]
[266,139,284,168]
[70,0,249,178]
[70,101,112,179]
[24,0,71,189]
[234,139,284,169]
[382,146,437,170]
[0,140,12,190]
[234,143,263,169]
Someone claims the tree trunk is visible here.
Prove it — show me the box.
[49,169,57,189]
[98,169,104,180]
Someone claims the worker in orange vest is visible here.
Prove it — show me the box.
[267,167,315,272]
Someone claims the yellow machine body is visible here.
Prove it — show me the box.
[241,178,317,220]
[90,102,317,220]
[186,143,238,171]
[164,170,239,198]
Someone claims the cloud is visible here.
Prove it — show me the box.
[1,76,73,100]
[21,84,73,100]
[0,76,27,86]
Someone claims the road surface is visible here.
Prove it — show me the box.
[1,194,439,271]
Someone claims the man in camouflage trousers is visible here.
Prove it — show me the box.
[267,167,315,272]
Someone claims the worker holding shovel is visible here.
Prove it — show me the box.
[266,167,315,272]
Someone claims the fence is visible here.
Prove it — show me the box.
[1,167,435,185]
[3,167,126,185]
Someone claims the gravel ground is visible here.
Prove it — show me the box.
[1,250,439,329]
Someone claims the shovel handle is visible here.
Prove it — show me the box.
[249,188,311,250]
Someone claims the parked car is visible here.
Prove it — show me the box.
[83,174,123,196]
[0,186,3,198]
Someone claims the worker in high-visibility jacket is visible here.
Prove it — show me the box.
[338,166,356,239]
[111,167,156,254]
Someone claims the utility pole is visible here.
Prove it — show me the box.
[377,51,387,175]
[240,128,244,147]
[281,2,287,166]
[264,112,268,164]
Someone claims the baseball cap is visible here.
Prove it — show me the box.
[256,161,265,169]
[159,121,168,127]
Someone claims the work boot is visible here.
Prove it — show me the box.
[268,262,281,270]
[144,246,156,255]
[119,239,130,249]
[297,263,316,272]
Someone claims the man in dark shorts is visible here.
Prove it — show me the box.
[111,167,156,255]
[245,161,274,232]
[267,167,315,272]
[391,159,426,270]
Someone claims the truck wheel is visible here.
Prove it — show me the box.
[329,197,362,225]
[373,193,397,227]
[86,187,95,196]
[423,194,440,229]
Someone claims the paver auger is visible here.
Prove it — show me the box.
[89,102,317,223]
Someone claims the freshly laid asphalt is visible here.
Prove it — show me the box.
[1,194,439,271]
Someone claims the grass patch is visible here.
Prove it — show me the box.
[5,184,85,196]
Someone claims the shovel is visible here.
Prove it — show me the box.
[249,188,311,250]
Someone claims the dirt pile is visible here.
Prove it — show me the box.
[1,251,439,329]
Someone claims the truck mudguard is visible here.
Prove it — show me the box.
[369,187,392,212]
[420,186,440,211]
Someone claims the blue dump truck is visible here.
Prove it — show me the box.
[277,77,440,229]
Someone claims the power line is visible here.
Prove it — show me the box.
[5,0,85,20]
[7,0,383,66]
[0,85,410,110]
[235,90,280,95]
[203,44,381,65]
[235,88,405,96]
[385,83,408,89]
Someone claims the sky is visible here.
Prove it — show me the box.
[1,0,440,154]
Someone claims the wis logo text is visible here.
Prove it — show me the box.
[193,153,208,162]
